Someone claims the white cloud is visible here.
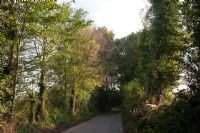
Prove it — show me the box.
[92,0,146,38]
[59,0,148,38]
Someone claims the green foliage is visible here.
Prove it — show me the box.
[142,91,200,133]
[16,123,41,133]
[122,80,145,110]
[118,0,194,132]
[1,0,199,133]
[121,80,145,133]
[136,29,155,97]
[1,1,112,132]
[145,0,182,102]
[49,108,72,126]
[113,33,140,83]
[46,87,99,127]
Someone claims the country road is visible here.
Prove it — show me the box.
[62,113,122,133]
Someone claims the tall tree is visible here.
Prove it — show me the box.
[17,1,67,121]
[0,0,18,119]
[0,1,31,119]
[94,27,115,90]
[51,8,92,115]
[148,0,182,103]
[113,33,140,83]
[137,29,155,98]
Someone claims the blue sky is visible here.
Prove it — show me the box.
[58,0,148,38]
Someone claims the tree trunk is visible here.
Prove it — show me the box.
[29,91,36,123]
[69,62,76,115]
[64,69,67,91]
[36,69,46,121]
[10,42,19,119]
[9,14,18,119]
[155,87,162,104]
[36,37,47,121]
[70,86,76,115]
[64,69,69,112]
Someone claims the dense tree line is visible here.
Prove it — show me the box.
[114,0,200,132]
[0,0,200,133]
[0,1,115,132]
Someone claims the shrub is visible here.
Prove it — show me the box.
[121,79,146,133]
[142,92,200,133]
[121,79,145,113]
[16,123,41,133]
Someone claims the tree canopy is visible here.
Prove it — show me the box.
[0,0,200,133]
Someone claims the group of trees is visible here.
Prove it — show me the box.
[0,1,115,132]
[0,0,199,133]
[115,0,200,132]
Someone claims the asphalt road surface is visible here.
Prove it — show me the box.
[62,113,122,133]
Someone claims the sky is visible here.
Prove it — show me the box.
[58,0,148,39]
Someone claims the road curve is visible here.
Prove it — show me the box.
[62,113,122,133]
